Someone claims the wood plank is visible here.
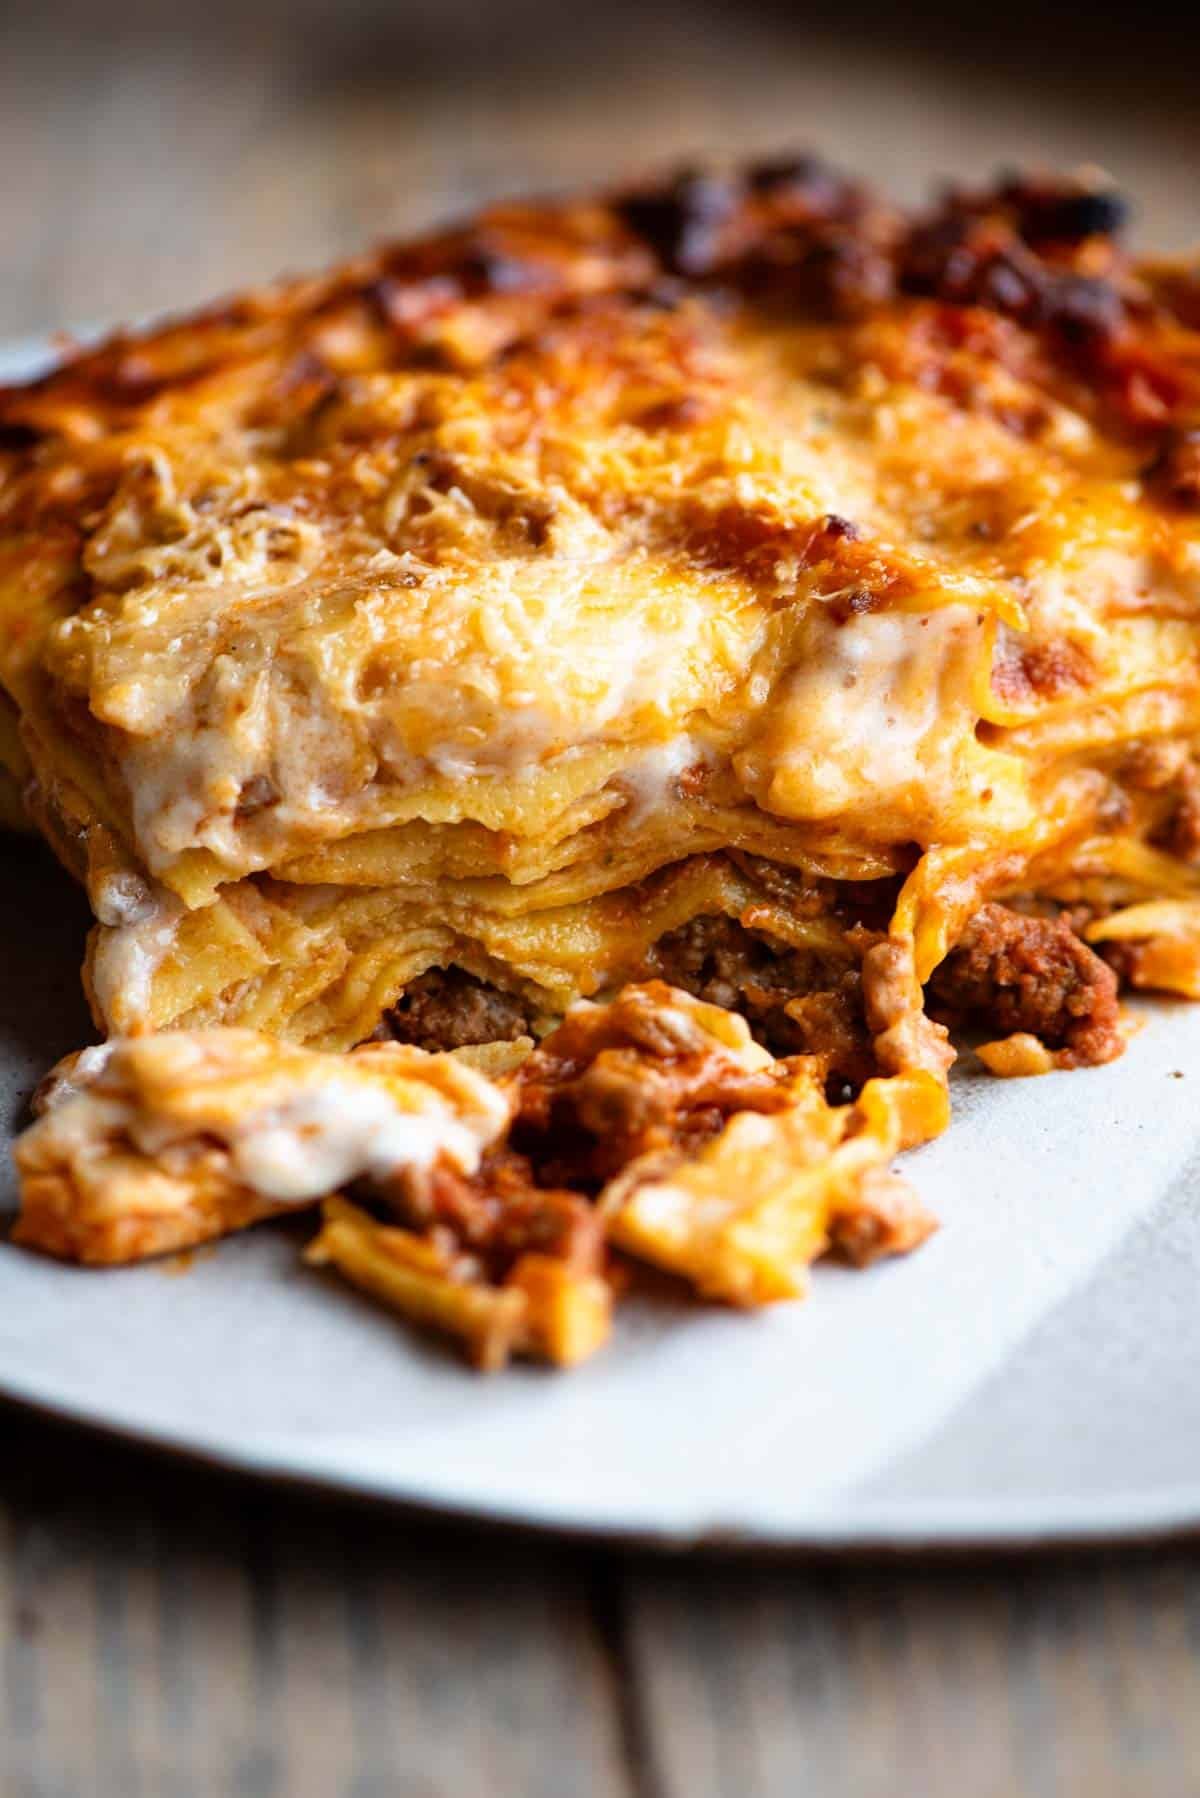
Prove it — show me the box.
[0,1409,630,1798]
[619,1550,1200,1798]
[17,1412,1197,1798]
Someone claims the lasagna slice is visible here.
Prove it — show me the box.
[2,162,1199,1101]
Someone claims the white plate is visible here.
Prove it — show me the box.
[4,337,1200,1551]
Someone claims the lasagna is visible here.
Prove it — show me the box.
[4,158,1200,1364]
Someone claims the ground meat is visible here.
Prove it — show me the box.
[510,981,795,1192]
[929,903,1122,1067]
[1156,759,1200,865]
[636,913,875,1088]
[383,967,533,1051]
[389,1151,606,1284]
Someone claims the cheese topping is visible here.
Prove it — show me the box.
[19,1030,512,1214]
[737,606,1001,835]
[229,1075,507,1203]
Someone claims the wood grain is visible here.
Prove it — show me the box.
[0,1410,629,1798]
[4,5,1200,1793]
[618,1551,1200,1797]
[6,1407,1200,1797]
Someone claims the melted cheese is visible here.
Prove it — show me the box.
[735,605,1023,843]
[229,1076,503,1202]
[25,1030,512,1212]
[88,889,184,1026]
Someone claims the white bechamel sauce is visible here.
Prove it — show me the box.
[618,737,704,822]
[94,524,745,883]
[38,1043,116,1114]
[33,1093,139,1181]
[737,604,988,824]
[227,1072,509,1205]
[624,1176,742,1237]
[28,1035,511,1213]
[422,705,561,783]
[88,889,184,1030]
[91,869,158,929]
[786,610,954,788]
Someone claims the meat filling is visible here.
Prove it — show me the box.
[929,902,1123,1067]
[371,977,806,1277]
[378,900,1124,1085]
[380,913,881,1094]
[636,912,876,1090]
[509,981,797,1193]
[383,967,534,1050]
[379,1151,606,1286]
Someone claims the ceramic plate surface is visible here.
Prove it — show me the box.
[4,335,1200,1550]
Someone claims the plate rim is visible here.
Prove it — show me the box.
[6,1355,1200,1555]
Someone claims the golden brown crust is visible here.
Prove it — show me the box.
[2,158,1200,1073]
[4,162,1190,469]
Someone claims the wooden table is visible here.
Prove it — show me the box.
[4,5,1200,1791]
[5,1402,1200,1796]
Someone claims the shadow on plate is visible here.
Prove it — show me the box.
[0,835,94,1133]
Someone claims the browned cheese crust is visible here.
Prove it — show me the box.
[3,162,1200,1110]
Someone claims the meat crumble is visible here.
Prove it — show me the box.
[636,912,876,1091]
[383,967,535,1050]
[929,902,1123,1067]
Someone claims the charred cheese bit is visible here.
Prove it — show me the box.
[12,1030,510,1265]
